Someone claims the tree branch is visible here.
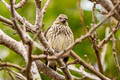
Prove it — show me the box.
[70,51,110,80]
[0,62,25,72]
[36,60,65,80]
[15,0,28,9]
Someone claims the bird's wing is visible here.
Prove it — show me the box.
[44,26,51,39]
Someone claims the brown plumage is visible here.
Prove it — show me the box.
[44,14,74,70]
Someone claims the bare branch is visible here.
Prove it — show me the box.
[6,68,27,80]
[32,54,47,60]
[0,15,44,51]
[9,0,38,79]
[7,70,15,80]
[90,0,120,20]
[111,23,120,73]
[78,0,86,33]
[10,0,27,43]
[34,0,51,40]
[0,28,41,79]
[0,29,24,57]
[92,2,96,25]
[34,0,41,28]
[0,29,64,80]
[98,22,120,49]
[0,62,25,72]
[68,65,101,80]
[15,0,28,9]
[0,15,13,26]
[30,62,42,80]
[1,0,36,33]
[70,51,110,80]
[57,59,73,80]
[36,60,65,80]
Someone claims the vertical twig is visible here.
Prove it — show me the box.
[79,0,103,74]
[93,45,104,74]
[92,2,96,25]
[10,0,27,43]
[78,0,87,33]
[33,0,51,40]
[15,0,28,9]
[91,2,104,74]
[111,22,120,73]
[34,0,42,28]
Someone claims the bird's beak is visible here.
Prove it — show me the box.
[61,18,66,23]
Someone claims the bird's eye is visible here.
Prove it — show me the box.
[59,17,62,19]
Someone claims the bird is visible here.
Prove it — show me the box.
[44,14,74,70]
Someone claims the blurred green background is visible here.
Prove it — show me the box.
[0,0,120,80]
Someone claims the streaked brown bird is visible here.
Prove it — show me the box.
[44,14,74,70]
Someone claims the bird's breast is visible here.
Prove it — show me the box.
[47,26,74,52]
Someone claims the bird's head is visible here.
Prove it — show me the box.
[54,14,68,25]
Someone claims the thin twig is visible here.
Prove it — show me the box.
[78,0,86,33]
[93,45,104,74]
[15,0,28,9]
[111,22,120,73]
[10,0,27,43]
[92,2,96,25]
[0,62,25,72]
[34,0,42,28]
[6,68,27,80]
[67,59,79,65]
[98,22,120,49]
[68,65,101,80]
[33,0,50,40]
[0,15,13,26]
[7,70,15,80]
